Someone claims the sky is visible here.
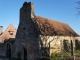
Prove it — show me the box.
[0,0,80,35]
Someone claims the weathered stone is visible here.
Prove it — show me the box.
[15,2,40,60]
[0,1,79,60]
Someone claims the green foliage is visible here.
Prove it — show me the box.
[75,50,80,56]
[51,50,80,60]
[51,53,61,60]
[51,52,71,60]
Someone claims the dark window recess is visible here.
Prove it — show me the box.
[24,7,26,11]
[24,47,27,60]
[23,28,26,30]
[24,9,26,11]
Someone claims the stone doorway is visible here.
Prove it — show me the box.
[6,43,11,57]
[75,40,80,50]
[23,47,27,60]
[63,40,70,52]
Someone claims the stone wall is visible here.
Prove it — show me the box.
[15,2,40,60]
[40,35,76,55]
[0,39,15,57]
[0,43,6,56]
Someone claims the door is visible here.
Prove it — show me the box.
[24,47,27,60]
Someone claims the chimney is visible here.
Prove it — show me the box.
[0,26,3,35]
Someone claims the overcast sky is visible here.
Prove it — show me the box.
[0,0,80,35]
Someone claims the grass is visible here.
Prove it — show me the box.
[51,50,80,60]
[75,50,80,56]
[51,53,61,60]
[51,52,72,60]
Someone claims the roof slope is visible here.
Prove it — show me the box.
[33,16,79,37]
[0,24,17,41]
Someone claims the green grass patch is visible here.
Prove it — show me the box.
[51,53,61,60]
[51,52,71,60]
[75,50,80,56]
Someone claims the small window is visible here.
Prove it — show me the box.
[24,9,26,11]
[24,7,26,11]
[8,31,13,35]
[23,28,26,30]
[10,31,13,35]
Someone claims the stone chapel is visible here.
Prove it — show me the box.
[0,2,79,60]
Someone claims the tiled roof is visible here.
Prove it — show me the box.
[0,24,17,41]
[33,16,79,36]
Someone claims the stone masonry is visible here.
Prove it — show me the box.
[15,2,40,60]
[0,1,79,60]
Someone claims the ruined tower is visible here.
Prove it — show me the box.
[15,2,39,60]
[16,2,36,39]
